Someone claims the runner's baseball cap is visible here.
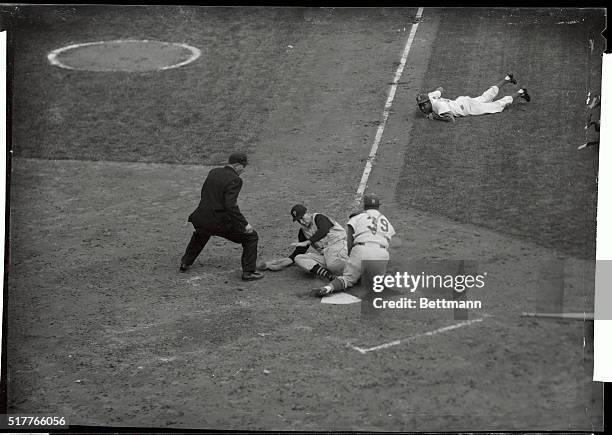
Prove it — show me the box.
[291,204,307,221]
[228,152,248,166]
[363,194,381,209]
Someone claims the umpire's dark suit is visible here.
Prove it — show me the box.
[181,165,259,273]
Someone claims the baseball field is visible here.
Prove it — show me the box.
[2,6,605,431]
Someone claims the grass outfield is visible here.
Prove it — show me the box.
[396,8,603,259]
[8,6,417,164]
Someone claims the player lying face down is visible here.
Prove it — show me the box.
[416,73,530,123]
[417,98,433,115]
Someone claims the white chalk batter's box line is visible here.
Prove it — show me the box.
[346,314,490,354]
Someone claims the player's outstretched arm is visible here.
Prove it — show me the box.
[288,228,310,253]
[432,112,455,122]
[258,257,294,271]
[258,229,309,271]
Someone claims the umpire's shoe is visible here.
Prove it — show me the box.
[242,271,265,281]
[179,262,189,272]
[519,88,531,102]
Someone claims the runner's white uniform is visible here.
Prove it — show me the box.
[295,213,348,275]
[337,209,395,288]
[428,86,513,117]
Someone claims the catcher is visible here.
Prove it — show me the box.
[257,204,348,281]
[416,72,530,122]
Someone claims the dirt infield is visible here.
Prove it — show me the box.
[7,158,602,430]
[3,6,605,431]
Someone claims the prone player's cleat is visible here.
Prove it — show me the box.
[505,72,517,84]
[518,88,531,102]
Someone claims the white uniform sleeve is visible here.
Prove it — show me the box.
[348,211,367,232]
[388,222,396,239]
[347,215,358,230]
[349,214,369,238]
[428,90,441,99]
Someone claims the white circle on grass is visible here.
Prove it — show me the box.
[47,39,201,72]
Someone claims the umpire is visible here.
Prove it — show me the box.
[180,152,264,281]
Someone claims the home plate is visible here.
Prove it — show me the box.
[321,292,361,304]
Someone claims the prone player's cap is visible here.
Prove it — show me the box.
[228,152,248,166]
[291,204,307,221]
[363,193,381,208]
[416,93,430,105]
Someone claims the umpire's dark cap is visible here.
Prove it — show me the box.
[416,93,430,105]
[291,204,307,221]
[228,152,248,166]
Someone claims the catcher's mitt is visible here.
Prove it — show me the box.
[257,257,293,271]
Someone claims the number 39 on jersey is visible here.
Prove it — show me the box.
[366,215,390,235]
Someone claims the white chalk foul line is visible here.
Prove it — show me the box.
[354,7,424,206]
[347,316,485,354]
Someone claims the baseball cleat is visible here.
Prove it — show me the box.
[242,271,265,281]
[519,88,531,102]
[505,72,517,84]
[309,287,322,297]
[311,286,334,297]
